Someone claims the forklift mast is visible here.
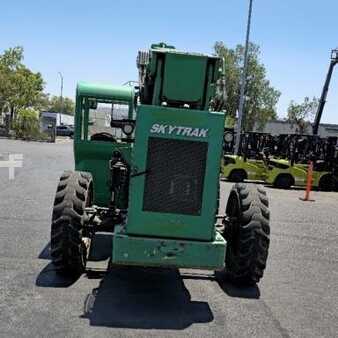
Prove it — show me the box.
[313,48,338,135]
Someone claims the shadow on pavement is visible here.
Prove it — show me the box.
[36,233,112,288]
[81,267,214,329]
[36,240,80,287]
[181,271,260,299]
[218,281,260,299]
[215,271,260,299]
[35,262,81,287]
[38,233,112,261]
[87,233,112,261]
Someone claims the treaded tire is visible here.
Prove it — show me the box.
[274,174,293,189]
[318,174,333,192]
[224,183,270,286]
[228,169,246,183]
[50,170,93,275]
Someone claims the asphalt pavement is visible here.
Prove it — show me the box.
[0,139,337,337]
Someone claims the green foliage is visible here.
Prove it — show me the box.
[0,46,24,70]
[214,42,281,131]
[0,46,44,122]
[46,95,75,115]
[13,108,40,139]
[225,115,236,128]
[287,97,318,134]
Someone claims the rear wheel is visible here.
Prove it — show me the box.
[228,169,246,183]
[274,174,293,189]
[50,171,93,275]
[318,174,333,191]
[223,183,270,286]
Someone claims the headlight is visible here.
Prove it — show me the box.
[122,123,134,136]
[224,132,234,143]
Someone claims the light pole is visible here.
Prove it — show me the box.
[58,72,64,116]
[234,0,253,154]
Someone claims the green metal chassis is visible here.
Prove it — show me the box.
[113,226,226,270]
[74,82,227,270]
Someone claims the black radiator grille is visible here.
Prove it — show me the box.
[143,137,208,215]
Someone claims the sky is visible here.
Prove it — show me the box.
[1,0,338,123]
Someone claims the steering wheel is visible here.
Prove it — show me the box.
[90,132,117,142]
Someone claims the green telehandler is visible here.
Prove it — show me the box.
[50,43,270,286]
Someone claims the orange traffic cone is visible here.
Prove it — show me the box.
[300,161,315,202]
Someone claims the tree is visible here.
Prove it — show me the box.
[287,97,318,134]
[12,107,40,139]
[46,96,75,115]
[214,42,281,130]
[0,47,44,124]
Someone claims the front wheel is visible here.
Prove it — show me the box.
[222,183,270,286]
[274,174,293,189]
[228,169,246,183]
[50,171,93,275]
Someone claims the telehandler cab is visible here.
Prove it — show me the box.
[50,43,270,286]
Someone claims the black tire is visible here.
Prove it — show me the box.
[318,174,333,192]
[274,174,293,189]
[223,183,270,286]
[228,169,246,183]
[50,170,93,275]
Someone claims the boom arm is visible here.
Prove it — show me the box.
[313,48,338,135]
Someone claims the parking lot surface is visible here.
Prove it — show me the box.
[0,139,337,337]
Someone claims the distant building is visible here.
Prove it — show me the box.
[253,120,338,138]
